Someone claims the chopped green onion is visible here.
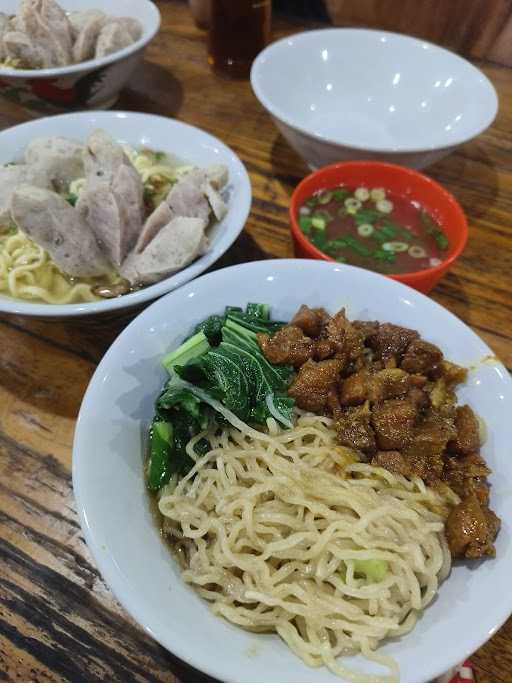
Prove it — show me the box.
[420,211,449,250]
[354,187,370,201]
[370,188,386,202]
[434,232,449,250]
[354,208,381,226]
[327,238,348,249]
[383,241,409,253]
[420,209,437,231]
[409,245,427,258]
[305,197,318,209]
[318,191,333,204]
[353,559,388,583]
[66,193,78,206]
[372,229,387,244]
[345,235,371,256]
[298,215,313,233]
[381,220,412,242]
[376,199,393,214]
[312,216,327,230]
[311,232,328,251]
[374,249,396,263]
[357,223,374,238]
[299,206,311,215]
[333,188,350,202]
[345,197,362,214]
[379,223,397,239]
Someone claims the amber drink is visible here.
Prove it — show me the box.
[208,0,271,78]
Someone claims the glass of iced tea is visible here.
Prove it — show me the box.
[208,0,271,78]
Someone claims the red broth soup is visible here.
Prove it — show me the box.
[297,185,449,274]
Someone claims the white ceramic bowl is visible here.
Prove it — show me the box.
[0,110,251,317]
[73,259,512,683]
[251,29,498,170]
[0,0,160,112]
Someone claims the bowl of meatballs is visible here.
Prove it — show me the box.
[0,0,160,112]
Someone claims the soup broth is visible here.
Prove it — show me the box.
[298,185,449,275]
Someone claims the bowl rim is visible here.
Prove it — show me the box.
[0,110,252,317]
[73,258,512,683]
[0,0,161,78]
[289,160,468,286]
[250,27,499,154]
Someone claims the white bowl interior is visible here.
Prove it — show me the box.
[0,111,251,317]
[73,260,512,683]
[251,29,498,152]
[0,0,160,76]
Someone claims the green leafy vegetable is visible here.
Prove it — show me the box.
[163,331,210,373]
[246,302,271,321]
[177,316,293,425]
[65,193,79,207]
[194,315,224,346]
[147,304,295,493]
[146,420,174,491]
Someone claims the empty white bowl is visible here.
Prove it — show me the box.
[0,110,252,317]
[251,29,498,169]
[73,259,512,683]
[0,0,160,112]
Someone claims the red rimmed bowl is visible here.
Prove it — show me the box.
[289,161,468,293]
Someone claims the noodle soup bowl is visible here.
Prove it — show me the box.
[0,110,251,318]
[73,259,512,683]
[0,0,161,113]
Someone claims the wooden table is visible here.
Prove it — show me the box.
[0,2,511,682]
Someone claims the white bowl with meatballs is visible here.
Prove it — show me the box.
[0,0,160,111]
[0,110,252,317]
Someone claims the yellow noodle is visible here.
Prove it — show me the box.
[159,412,456,683]
[0,228,121,304]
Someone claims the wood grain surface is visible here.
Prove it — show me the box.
[0,2,511,682]
[324,0,512,67]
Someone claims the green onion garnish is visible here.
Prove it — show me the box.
[374,249,396,263]
[344,235,372,256]
[299,216,313,233]
[312,216,327,230]
[435,232,449,250]
[333,188,350,202]
[318,191,333,204]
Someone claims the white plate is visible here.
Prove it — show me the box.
[0,111,251,317]
[73,260,512,683]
